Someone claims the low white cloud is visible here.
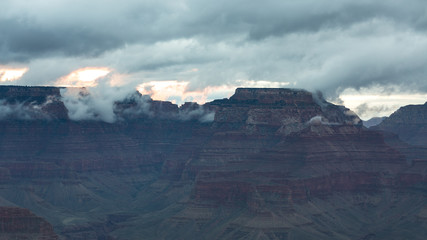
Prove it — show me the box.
[307,115,341,126]
[339,85,427,120]
[0,99,50,120]
[60,75,139,123]
[178,103,215,122]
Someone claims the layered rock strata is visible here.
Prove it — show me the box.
[0,206,58,240]
[0,86,426,239]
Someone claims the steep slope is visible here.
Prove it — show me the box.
[373,102,427,146]
[0,206,59,240]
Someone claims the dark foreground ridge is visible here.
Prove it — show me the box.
[0,85,426,239]
[0,206,58,239]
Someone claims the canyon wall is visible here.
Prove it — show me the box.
[0,86,426,239]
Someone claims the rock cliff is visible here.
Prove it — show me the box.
[208,88,361,133]
[0,206,58,240]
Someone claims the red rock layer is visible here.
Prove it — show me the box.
[186,125,410,207]
[0,207,58,239]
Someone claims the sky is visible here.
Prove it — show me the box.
[1,0,427,119]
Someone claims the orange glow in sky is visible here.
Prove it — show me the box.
[138,81,188,102]
[56,67,111,87]
[137,81,234,104]
[0,67,29,82]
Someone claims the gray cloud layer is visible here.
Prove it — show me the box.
[1,0,427,100]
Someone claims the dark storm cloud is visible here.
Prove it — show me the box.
[243,1,427,40]
[0,17,125,63]
[2,0,426,61]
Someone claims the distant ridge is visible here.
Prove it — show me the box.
[373,102,427,146]
[363,116,386,128]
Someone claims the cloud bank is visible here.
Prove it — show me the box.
[1,0,427,118]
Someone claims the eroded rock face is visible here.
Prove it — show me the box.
[0,207,58,240]
[208,88,361,135]
[179,124,406,207]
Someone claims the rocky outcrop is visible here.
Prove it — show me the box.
[208,88,361,135]
[0,206,58,239]
[0,85,68,120]
[373,102,427,146]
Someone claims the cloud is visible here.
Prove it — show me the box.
[178,102,215,122]
[60,75,139,123]
[0,99,50,120]
[137,80,235,104]
[338,85,427,119]
[56,67,111,87]
[59,75,216,123]
[0,66,28,82]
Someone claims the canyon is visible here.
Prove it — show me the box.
[0,86,426,239]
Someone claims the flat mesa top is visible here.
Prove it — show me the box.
[230,87,313,103]
[234,87,309,93]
